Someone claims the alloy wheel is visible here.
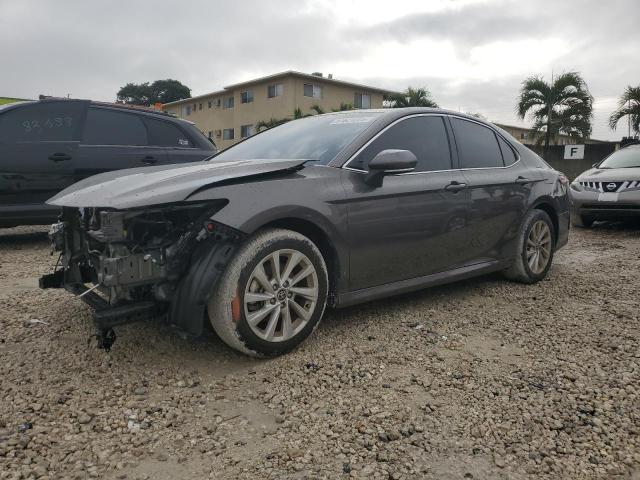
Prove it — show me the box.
[526,220,552,275]
[243,249,319,342]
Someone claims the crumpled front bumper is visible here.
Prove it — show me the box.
[39,210,245,348]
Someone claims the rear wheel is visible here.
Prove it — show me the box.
[504,209,555,284]
[208,228,328,357]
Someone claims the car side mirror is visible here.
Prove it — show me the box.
[364,149,417,186]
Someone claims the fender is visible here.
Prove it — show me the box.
[169,233,243,336]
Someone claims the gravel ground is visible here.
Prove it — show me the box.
[0,223,639,480]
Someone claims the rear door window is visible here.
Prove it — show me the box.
[351,116,452,172]
[145,118,192,147]
[83,107,147,146]
[0,101,85,142]
[451,117,503,168]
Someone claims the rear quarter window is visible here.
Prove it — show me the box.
[145,118,192,147]
[497,135,518,166]
[0,102,85,142]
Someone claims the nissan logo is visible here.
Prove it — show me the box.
[606,183,617,191]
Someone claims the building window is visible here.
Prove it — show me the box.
[223,128,234,140]
[223,96,234,109]
[240,124,255,138]
[240,91,254,104]
[208,101,212,109]
[184,105,192,116]
[208,131,213,138]
[354,93,371,109]
[303,83,322,98]
[215,99,221,107]
[268,83,283,98]
[199,103,203,110]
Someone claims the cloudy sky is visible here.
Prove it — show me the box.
[1,0,638,140]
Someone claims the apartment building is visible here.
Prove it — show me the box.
[162,71,394,149]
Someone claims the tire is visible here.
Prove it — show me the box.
[208,228,328,357]
[503,209,556,284]
[571,214,594,228]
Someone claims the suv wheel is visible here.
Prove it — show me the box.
[503,209,555,284]
[208,228,328,357]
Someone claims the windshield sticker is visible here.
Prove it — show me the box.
[178,138,189,146]
[330,117,376,125]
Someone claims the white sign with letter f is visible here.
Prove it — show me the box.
[564,145,585,160]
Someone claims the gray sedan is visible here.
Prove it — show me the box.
[40,108,570,357]
[570,143,640,227]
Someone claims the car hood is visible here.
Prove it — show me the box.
[47,159,306,209]
[576,167,640,182]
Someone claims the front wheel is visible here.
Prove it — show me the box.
[208,228,328,357]
[503,209,555,284]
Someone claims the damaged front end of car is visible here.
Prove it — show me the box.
[40,201,244,350]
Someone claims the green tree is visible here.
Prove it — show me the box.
[117,82,152,105]
[117,79,191,106]
[387,87,438,108]
[150,79,191,104]
[516,72,593,153]
[608,85,640,136]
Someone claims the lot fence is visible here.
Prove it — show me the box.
[526,144,618,180]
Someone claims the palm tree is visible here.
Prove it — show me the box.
[516,72,593,154]
[609,85,640,136]
[387,87,438,108]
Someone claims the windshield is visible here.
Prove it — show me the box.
[599,146,640,168]
[211,112,382,164]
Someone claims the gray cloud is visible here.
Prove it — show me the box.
[352,3,538,50]
[1,0,638,140]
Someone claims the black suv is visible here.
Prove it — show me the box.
[0,99,215,227]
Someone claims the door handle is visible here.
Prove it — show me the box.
[515,176,532,184]
[445,181,467,192]
[141,156,157,165]
[48,152,72,162]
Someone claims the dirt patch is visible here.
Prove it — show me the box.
[1,223,639,479]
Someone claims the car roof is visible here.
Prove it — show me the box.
[2,97,190,123]
[328,107,501,128]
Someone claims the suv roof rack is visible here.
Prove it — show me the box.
[37,95,176,117]
[91,101,176,117]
